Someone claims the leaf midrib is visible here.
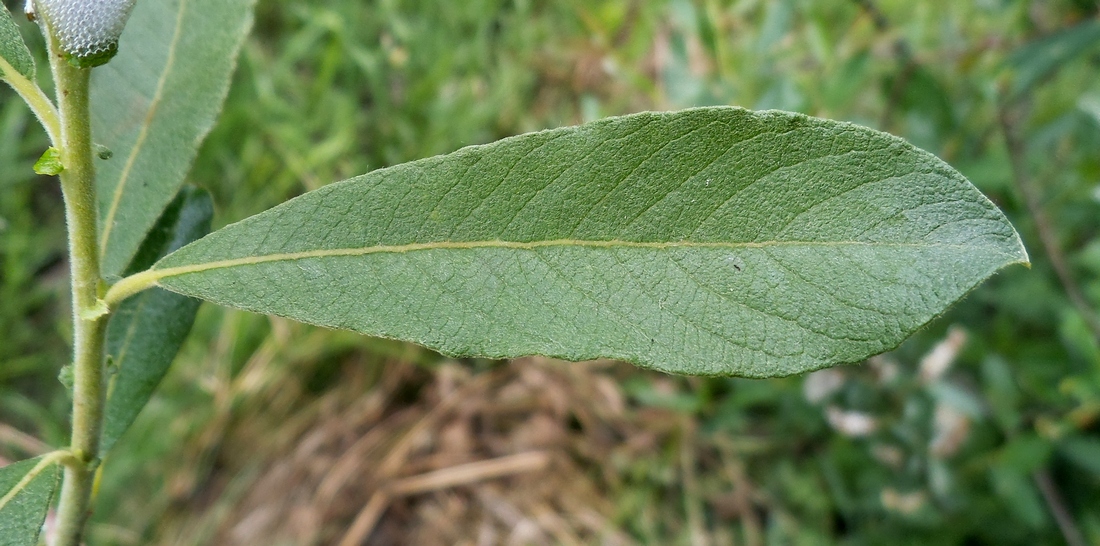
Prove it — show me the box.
[149,238,1008,281]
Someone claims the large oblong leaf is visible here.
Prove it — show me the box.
[146,108,1028,377]
[101,186,213,455]
[0,457,60,546]
[92,0,254,277]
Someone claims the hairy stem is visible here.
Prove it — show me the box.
[50,42,107,546]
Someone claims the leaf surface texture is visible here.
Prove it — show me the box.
[151,108,1028,376]
[0,457,59,546]
[0,5,33,80]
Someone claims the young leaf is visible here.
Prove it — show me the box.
[0,457,60,546]
[0,3,34,80]
[144,108,1028,377]
[32,147,63,176]
[101,186,213,455]
[92,0,254,278]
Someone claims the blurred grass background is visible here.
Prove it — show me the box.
[3,0,1100,544]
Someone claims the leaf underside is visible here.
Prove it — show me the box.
[0,457,59,546]
[150,107,1028,377]
[102,187,213,455]
[0,4,34,80]
[93,0,255,278]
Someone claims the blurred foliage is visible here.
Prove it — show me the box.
[2,0,1100,544]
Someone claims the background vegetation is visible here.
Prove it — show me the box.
[2,0,1099,544]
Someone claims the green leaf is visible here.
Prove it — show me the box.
[1059,436,1100,479]
[148,108,1028,377]
[92,0,255,277]
[32,147,63,176]
[101,186,213,455]
[0,457,60,546]
[990,463,1046,529]
[1005,19,1100,100]
[0,3,34,80]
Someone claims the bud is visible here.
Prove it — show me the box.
[36,0,137,67]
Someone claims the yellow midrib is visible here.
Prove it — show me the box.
[153,238,1006,278]
[102,237,1022,307]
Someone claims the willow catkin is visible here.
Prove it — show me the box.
[36,0,136,65]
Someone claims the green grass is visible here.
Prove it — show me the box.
[3,0,1100,543]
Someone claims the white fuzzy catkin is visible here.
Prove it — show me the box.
[37,0,136,60]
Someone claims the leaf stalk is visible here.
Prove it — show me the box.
[0,54,62,145]
[103,268,159,308]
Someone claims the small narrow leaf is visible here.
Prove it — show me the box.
[101,186,213,454]
[0,457,60,546]
[93,0,254,277]
[1005,19,1100,100]
[0,3,34,80]
[150,108,1028,377]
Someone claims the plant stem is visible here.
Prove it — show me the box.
[999,105,1100,342]
[1033,470,1087,546]
[50,42,108,546]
